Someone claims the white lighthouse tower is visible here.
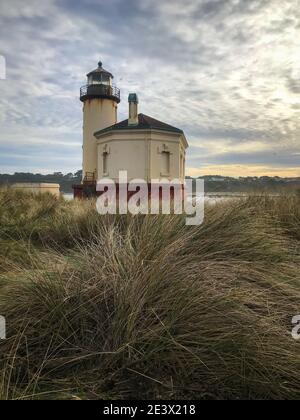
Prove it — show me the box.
[80,61,120,182]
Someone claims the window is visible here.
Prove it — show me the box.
[89,74,111,85]
[180,154,183,177]
[92,73,102,84]
[103,152,108,175]
[161,151,170,176]
[101,74,110,85]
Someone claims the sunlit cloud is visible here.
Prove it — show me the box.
[187,165,300,178]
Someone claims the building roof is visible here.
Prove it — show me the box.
[87,61,113,78]
[94,113,184,137]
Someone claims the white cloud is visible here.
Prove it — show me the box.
[0,0,299,174]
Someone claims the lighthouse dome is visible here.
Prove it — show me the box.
[86,61,114,79]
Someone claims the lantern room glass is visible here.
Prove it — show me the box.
[88,73,112,86]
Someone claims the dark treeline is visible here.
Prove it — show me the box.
[0,172,299,193]
[0,171,82,193]
[188,175,300,193]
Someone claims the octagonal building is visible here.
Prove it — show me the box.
[74,61,188,197]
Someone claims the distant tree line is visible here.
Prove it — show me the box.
[187,175,300,193]
[0,171,82,193]
[0,171,299,193]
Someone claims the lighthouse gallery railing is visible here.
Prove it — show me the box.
[80,84,120,101]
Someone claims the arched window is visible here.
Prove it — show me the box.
[161,151,170,176]
[180,153,185,178]
[103,152,108,175]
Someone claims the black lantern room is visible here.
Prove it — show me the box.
[80,61,120,103]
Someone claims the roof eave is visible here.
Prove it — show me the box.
[181,133,189,149]
[94,127,185,140]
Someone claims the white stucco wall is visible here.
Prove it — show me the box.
[98,138,147,180]
[96,130,188,183]
[11,183,60,197]
[82,98,118,179]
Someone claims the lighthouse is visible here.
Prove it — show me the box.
[73,60,188,199]
[80,61,120,182]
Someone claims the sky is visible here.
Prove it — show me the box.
[0,0,299,177]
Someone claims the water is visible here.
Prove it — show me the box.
[63,193,74,201]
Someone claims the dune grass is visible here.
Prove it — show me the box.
[0,189,299,399]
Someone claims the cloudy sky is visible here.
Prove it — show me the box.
[0,0,299,177]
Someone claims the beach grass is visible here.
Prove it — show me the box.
[0,188,299,399]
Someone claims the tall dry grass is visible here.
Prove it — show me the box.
[0,189,299,399]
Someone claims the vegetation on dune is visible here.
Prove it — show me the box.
[0,189,299,399]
